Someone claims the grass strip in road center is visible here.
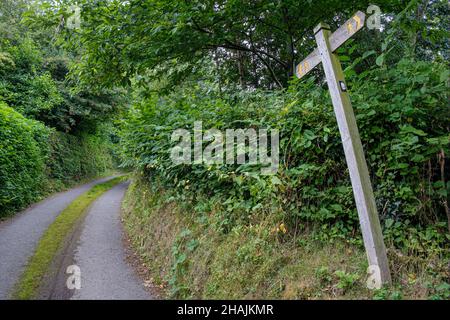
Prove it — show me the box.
[12,176,126,300]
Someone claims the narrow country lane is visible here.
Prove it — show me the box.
[0,177,115,299]
[69,182,152,300]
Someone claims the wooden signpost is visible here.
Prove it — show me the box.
[296,11,392,287]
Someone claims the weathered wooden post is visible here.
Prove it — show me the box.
[296,11,391,287]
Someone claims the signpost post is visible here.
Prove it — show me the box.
[296,11,391,287]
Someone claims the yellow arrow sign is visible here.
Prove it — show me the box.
[354,14,362,30]
[296,11,366,79]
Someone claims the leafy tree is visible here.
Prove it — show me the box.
[69,1,411,88]
[0,0,126,132]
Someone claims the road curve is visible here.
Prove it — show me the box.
[0,176,114,299]
[70,182,151,300]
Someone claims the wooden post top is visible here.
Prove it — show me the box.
[314,22,331,34]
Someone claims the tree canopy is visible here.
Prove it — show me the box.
[26,1,406,88]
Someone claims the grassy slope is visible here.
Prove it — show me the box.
[12,176,125,299]
[122,177,449,300]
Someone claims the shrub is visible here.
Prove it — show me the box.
[119,58,449,257]
[0,102,49,215]
[0,102,115,217]
[46,132,113,183]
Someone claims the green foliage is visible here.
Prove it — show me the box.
[315,267,360,293]
[0,1,126,133]
[0,38,65,121]
[123,178,449,299]
[0,0,121,217]
[0,102,49,214]
[119,56,449,257]
[0,102,115,217]
[46,132,113,183]
[58,0,406,90]
[169,228,198,298]
[334,270,360,292]
[315,267,333,285]
[1,0,449,299]
[373,287,403,300]
[0,35,124,132]
[428,282,450,300]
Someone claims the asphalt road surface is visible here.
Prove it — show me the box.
[70,182,151,300]
[0,177,113,299]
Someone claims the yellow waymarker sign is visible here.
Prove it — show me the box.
[293,10,392,288]
[296,11,366,79]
